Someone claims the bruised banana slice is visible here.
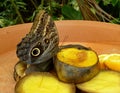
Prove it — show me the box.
[76,70,120,93]
[14,61,28,81]
[54,44,100,83]
[15,72,75,93]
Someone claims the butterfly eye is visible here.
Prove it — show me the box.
[31,48,41,57]
[44,39,49,44]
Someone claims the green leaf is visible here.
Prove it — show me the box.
[51,1,60,8]
[0,18,15,28]
[110,18,120,24]
[111,0,119,6]
[103,0,111,5]
[96,0,101,3]
[62,5,82,20]
[103,0,119,6]
[16,1,27,10]
[90,8,96,14]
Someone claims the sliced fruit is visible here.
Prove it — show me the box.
[15,72,75,93]
[105,54,120,72]
[54,44,100,83]
[76,70,120,93]
[99,53,120,72]
[98,54,109,69]
[14,61,28,81]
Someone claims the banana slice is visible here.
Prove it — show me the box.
[15,72,75,93]
[99,54,120,72]
[76,70,120,93]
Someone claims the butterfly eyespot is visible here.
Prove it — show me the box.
[44,39,49,44]
[31,48,41,57]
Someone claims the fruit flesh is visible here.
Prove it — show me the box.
[76,70,120,93]
[57,48,98,67]
[54,45,100,83]
[99,54,120,71]
[15,72,75,93]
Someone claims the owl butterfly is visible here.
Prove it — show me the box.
[14,10,59,81]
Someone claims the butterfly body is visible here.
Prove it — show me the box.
[14,10,59,81]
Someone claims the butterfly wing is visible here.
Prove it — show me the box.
[16,10,59,64]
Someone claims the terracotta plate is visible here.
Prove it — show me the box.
[0,20,120,93]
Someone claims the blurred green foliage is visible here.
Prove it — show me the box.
[0,0,119,27]
[97,0,120,23]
